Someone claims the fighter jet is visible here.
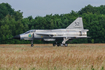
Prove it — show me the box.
[13,17,89,47]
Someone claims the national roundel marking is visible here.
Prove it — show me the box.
[28,34,32,38]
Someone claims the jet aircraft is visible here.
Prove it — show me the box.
[13,17,89,47]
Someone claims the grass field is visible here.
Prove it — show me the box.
[0,44,105,70]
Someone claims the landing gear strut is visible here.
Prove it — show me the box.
[31,40,34,47]
[61,38,69,47]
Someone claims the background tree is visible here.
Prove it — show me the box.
[0,3,105,44]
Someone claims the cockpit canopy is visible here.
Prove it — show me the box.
[25,30,36,34]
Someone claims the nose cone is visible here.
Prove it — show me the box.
[13,35,20,39]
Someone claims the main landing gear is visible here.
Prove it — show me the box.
[53,38,69,47]
[53,42,68,47]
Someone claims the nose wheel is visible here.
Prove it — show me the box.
[31,44,34,47]
[31,40,34,47]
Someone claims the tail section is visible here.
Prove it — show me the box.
[66,17,84,29]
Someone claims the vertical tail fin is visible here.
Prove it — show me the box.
[66,17,84,29]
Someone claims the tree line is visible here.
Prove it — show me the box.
[0,3,105,44]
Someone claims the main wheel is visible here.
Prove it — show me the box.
[57,43,60,47]
[61,44,64,47]
[65,44,68,47]
[53,43,56,46]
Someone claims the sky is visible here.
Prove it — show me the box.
[0,0,105,18]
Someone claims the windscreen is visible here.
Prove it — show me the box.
[25,30,35,34]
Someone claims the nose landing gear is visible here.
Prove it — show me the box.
[31,40,34,47]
